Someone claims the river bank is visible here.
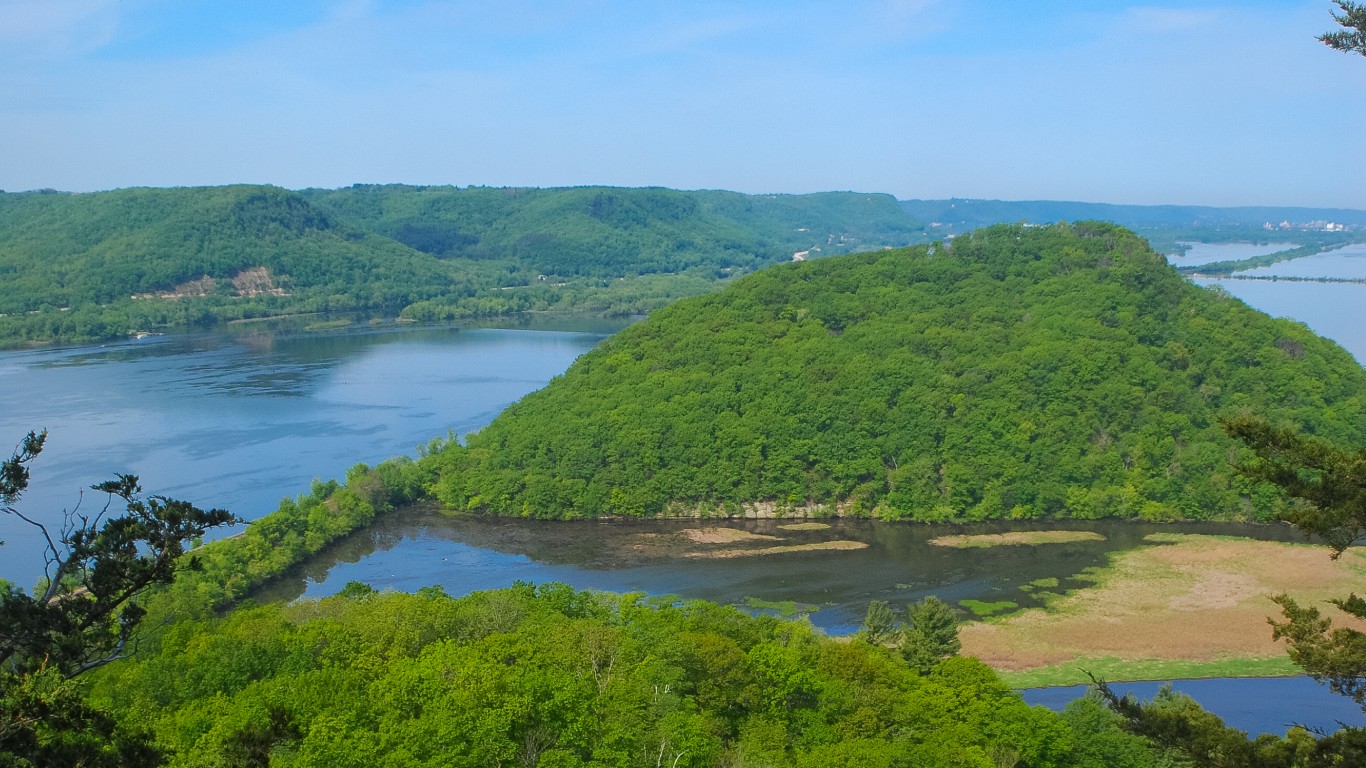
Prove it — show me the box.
[251,509,1358,686]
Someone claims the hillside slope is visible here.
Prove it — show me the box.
[429,222,1366,522]
[0,185,469,342]
[301,185,923,277]
[0,185,924,346]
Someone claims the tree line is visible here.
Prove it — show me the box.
[422,222,1366,523]
[0,185,925,348]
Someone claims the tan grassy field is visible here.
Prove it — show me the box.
[962,533,1366,685]
[930,530,1107,548]
[778,522,833,531]
[682,527,780,544]
[627,524,866,560]
[687,540,868,559]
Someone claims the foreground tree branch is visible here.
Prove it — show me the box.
[0,431,238,678]
[1320,1,1366,56]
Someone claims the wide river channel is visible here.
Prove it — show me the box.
[1,253,1363,735]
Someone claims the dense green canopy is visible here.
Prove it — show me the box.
[84,584,1165,768]
[0,185,923,346]
[301,185,921,277]
[428,222,1366,522]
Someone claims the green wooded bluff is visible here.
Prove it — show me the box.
[423,222,1365,523]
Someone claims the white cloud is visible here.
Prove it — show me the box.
[1123,6,1220,33]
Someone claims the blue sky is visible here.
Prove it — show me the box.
[2,1,1363,207]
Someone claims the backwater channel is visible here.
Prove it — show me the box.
[1,253,1363,735]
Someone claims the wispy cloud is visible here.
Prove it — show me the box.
[1123,6,1220,33]
[0,0,124,58]
[869,0,954,41]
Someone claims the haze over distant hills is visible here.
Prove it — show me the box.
[1,183,1362,347]
[0,184,921,346]
[900,199,1366,240]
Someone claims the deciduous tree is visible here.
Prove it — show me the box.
[1221,416,1366,714]
[1,430,236,767]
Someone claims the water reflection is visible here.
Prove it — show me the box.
[257,511,1305,635]
[0,319,633,587]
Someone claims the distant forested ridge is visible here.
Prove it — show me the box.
[0,184,922,347]
[900,198,1366,255]
[425,222,1366,522]
[900,198,1366,232]
[299,185,921,277]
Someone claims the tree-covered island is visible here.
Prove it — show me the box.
[423,222,1366,524]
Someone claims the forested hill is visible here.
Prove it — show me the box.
[0,184,922,347]
[426,222,1366,523]
[299,185,921,277]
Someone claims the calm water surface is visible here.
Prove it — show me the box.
[1192,277,1365,363]
[256,510,1305,635]
[1232,242,1366,280]
[1023,677,1362,737]
[0,318,628,587]
[2,261,1362,734]
[1166,241,1294,266]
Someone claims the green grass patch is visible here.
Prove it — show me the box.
[743,597,819,618]
[960,599,1019,617]
[304,318,354,332]
[1018,577,1061,593]
[996,655,1302,689]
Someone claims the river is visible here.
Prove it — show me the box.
[1179,241,1365,363]
[1,259,1362,735]
[0,316,631,587]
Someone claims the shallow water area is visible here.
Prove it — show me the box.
[257,510,1307,635]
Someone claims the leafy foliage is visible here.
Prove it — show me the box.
[0,185,924,347]
[1091,421,1366,764]
[0,432,237,678]
[1221,418,1366,714]
[860,597,962,674]
[426,223,1366,522]
[301,185,921,278]
[0,433,235,766]
[1269,593,1366,709]
[1222,416,1366,556]
[149,455,432,619]
[85,584,1159,767]
[1093,679,1366,767]
[902,597,962,674]
[0,667,161,768]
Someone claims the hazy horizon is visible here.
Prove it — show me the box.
[3,1,1363,209]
